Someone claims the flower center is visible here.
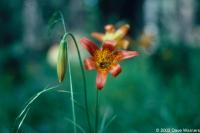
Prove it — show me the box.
[93,49,117,71]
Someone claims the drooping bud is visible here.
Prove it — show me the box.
[57,35,67,83]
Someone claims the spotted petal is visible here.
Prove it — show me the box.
[109,64,122,77]
[102,40,116,51]
[116,51,139,61]
[84,57,96,70]
[96,71,108,90]
[80,37,99,55]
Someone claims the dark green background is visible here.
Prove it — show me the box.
[0,0,200,132]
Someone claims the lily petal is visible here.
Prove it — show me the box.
[84,57,96,70]
[102,40,116,51]
[110,64,122,77]
[80,37,99,55]
[114,24,130,40]
[116,51,139,61]
[105,24,115,33]
[96,71,108,90]
[117,39,130,49]
[91,32,104,41]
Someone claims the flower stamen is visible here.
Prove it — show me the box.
[93,49,117,72]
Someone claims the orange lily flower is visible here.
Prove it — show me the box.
[91,24,130,49]
[80,37,139,90]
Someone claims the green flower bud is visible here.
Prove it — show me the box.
[57,37,67,83]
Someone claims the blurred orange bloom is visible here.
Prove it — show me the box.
[80,37,138,90]
[91,24,130,49]
[138,32,154,49]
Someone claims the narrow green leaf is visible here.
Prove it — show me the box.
[105,115,117,129]
[65,118,86,133]
[16,108,30,133]
[14,84,60,132]
[48,11,61,31]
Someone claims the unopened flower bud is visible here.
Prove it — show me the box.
[57,37,67,83]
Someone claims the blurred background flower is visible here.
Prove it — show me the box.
[47,44,59,67]
[92,24,131,49]
[137,32,155,50]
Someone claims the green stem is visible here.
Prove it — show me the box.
[67,33,92,133]
[60,12,76,133]
[66,43,77,133]
[95,90,99,133]
[59,11,92,133]
[59,11,67,33]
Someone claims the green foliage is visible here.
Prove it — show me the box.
[48,11,62,31]
[14,85,60,132]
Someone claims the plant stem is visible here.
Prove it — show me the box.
[59,11,92,133]
[66,43,77,133]
[67,33,92,133]
[95,90,99,133]
[59,11,67,33]
[60,12,77,133]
